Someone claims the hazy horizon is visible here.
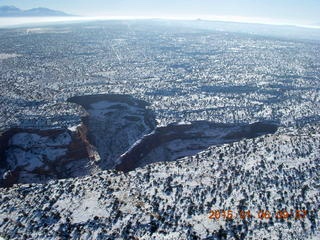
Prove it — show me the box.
[0,0,319,26]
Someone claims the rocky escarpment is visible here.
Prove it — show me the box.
[0,94,157,186]
[0,126,98,188]
[1,94,279,187]
[68,94,157,169]
[116,121,278,172]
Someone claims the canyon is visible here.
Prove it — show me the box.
[0,94,278,187]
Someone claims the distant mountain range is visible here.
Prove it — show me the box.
[0,5,72,17]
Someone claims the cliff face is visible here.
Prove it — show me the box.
[0,126,97,187]
[0,94,279,187]
[0,94,157,186]
[115,121,278,172]
[68,94,157,170]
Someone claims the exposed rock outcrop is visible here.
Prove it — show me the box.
[0,94,278,187]
[116,121,278,172]
[68,94,157,169]
[0,127,97,187]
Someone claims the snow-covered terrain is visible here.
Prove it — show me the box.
[0,123,319,239]
[3,94,317,240]
[0,20,319,239]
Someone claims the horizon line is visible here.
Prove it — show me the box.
[0,15,319,30]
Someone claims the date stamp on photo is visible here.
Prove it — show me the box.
[208,209,318,221]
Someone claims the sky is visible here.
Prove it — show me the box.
[1,0,320,25]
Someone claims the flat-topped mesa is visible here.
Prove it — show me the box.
[115,121,279,172]
[67,94,157,170]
